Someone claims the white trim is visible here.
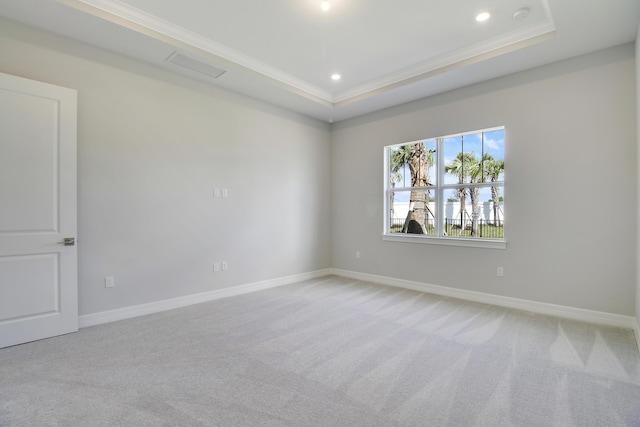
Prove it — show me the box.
[382,234,507,249]
[79,267,639,352]
[71,0,331,101]
[68,0,555,108]
[79,269,332,328]
[333,20,556,104]
[383,127,506,249]
[329,268,638,331]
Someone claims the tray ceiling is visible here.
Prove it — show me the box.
[0,0,638,122]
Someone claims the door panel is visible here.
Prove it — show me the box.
[0,72,77,348]
[0,90,58,232]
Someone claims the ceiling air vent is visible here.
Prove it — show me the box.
[166,51,227,79]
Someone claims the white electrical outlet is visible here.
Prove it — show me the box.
[222,189,228,198]
[222,261,228,271]
[213,188,220,198]
[105,276,115,288]
[497,267,504,277]
[213,263,220,272]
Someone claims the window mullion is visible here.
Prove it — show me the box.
[384,127,504,244]
[384,148,389,233]
[436,137,444,237]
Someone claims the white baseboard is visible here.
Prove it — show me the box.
[329,268,639,332]
[80,266,639,349]
[79,268,332,328]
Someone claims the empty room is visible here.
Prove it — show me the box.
[1,0,640,425]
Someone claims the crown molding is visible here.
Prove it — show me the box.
[334,0,555,104]
[333,20,556,105]
[62,0,333,102]
[58,0,556,109]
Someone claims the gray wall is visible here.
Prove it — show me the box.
[636,22,640,326]
[0,19,332,316]
[331,44,637,316]
[1,18,638,319]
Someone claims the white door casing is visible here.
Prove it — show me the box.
[0,72,78,348]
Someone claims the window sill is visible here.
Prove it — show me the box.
[382,233,507,249]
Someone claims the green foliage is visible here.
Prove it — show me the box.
[389,143,435,188]
[445,152,480,183]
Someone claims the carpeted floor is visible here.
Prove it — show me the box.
[1,276,639,426]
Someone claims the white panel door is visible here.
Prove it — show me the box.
[0,72,77,348]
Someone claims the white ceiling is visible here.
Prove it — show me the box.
[0,0,638,123]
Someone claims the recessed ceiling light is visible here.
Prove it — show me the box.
[321,1,330,11]
[331,73,341,81]
[476,11,491,22]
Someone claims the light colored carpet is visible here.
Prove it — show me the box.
[1,276,639,426]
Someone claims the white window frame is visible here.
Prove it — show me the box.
[383,127,506,249]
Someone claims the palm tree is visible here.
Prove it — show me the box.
[390,146,412,186]
[467,155,485,236]
[445,152,479,234]
[483,154,505,225]
[389,143,434,234]
[389,145,412,220]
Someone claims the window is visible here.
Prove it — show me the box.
[384,127,505,248]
